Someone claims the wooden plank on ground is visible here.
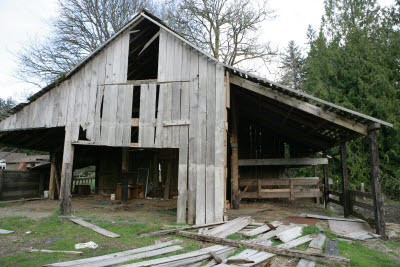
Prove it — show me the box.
[82,245,183,267]
[249,225,293,244]
[324,238,339,256]
[296,234,326,267]
[306,214,365,222]
[120,245,229,267]
[277,235,314,249]
[70,218,120,238]
[204,217,253,238]
[176,231,349,265]
[277,226,303,243]
[45,240,182,267]
[157,246,234,267]
[242,224,271,237]
[29,249,82,255]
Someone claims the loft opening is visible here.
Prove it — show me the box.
[127,19,160,80]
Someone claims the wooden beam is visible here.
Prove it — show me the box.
[163,160,172,200]
[238,158,328,167]
[340,144,351,217]
[239,177,321,186]
[49,152,56,200]
[368,126,386,239]
[60,127,74,215]
[230,93,240,209]
[131,118,139,127]
[176,231,350,265]
[138,30,160,55]
[230,75,368,135]
[121,148,129,203]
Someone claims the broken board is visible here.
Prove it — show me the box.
[70,218,120,238]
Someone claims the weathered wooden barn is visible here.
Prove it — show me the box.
[0,11,392,234]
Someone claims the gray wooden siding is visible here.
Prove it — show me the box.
[157,29,226,224]
[0,32,131,146]
[0,26,226,225]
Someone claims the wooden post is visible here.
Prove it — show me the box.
[230,93,239,209]
[0,169,3,200]
[340,144,351,217]
[60,126,75,215]
[323,151,329,209]
[94,160,100,194]
[313,154,320,204]
[368,124,386,239]
[49,152,56,200]
[289,179,294,200]
[164,160,172,200]
[153,152,159,189]
[121,148,129,203]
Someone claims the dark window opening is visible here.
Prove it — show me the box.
[131,127,139,143]
[78,126,89,141]
[127,19,160,80]
[132,86,141,118]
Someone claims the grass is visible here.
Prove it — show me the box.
[302,225,320,235]
[0,202,11,208]
[0,210,202,267]
[338,240,400,267]
[226,233,242,240]
[325,208,338,216]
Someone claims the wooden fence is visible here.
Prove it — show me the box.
[0,170,44,201]
[328,189,374,217]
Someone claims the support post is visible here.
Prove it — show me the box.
[368,124,386,239]
[153,152,159,189]
[49,152,56,200]
[340,143,351,217]
[121,148,129,203]
[230,93,239,209]
[313,154,320,204]
[60,127,75,215]
[95,160,100,194]
[164,160,172,200]
[323,151,329,208]
[0,169,3,200]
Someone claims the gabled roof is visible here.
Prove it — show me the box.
[6,10,393,130]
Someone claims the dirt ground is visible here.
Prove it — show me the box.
[1,196,400,266]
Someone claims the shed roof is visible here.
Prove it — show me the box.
[4,10,393,132]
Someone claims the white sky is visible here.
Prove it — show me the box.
[0,0,395,102]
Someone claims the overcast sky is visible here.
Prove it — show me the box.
[0,0,395,102]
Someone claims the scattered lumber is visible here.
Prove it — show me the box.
[176,230,350,265]
[59,216,145,224]
[203,217,253,238]
[223,249,274,266]
[141,222,225,237]
[69,218,120,238]
[242,224,270,237]
[306,214,365,223]
[118,245,233,267]
[277,235,314,249]
[324,238,339,256]
[210,251,223,264]
[297,234,326,267]
[0,229,14,234]
[28,249,82,255]
[277,226,303,243]
[249,225,293,244]
[46,240,182,267]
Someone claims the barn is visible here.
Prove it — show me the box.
[0,10,392,235]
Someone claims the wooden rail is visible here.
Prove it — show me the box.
[328,189,374,211]
[238,158,328,167]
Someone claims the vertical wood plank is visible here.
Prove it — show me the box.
[214,64,226,222]
[86,55,99,140]
[155,85,165,147]
[205,60,216,223]
[196,55,208,225]
[323,151,329,208]
[188,49,199,224]
[157,29,168,82]
[368,126,386,239]
[230,92,240,210]
[107,85,119,146]
[122,85,134,146]
[115,85,125,146]
[340,144,351,217]
[177,43,191,223]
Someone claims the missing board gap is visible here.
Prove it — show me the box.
[131,127,139,143]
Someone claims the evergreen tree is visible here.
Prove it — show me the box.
[280,40,305,90]
[303,0,400,197]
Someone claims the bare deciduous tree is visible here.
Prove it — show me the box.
[15,0,156,88]
[165,0,276,69]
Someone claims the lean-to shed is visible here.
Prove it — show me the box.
[0,11,392,235]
